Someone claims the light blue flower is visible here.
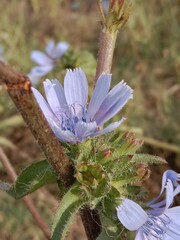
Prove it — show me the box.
[117,170,180,240]
[32,68,133,143]
[30,40,69,78]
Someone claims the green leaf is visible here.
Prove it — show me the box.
[51,184,84,240]
[1,160,57,199]
[132,154,167,164]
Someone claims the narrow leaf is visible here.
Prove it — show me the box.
[4,160,57,199]
[51,184,84,240]
[132,154,167,164]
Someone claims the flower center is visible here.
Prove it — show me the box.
[60,103,89,134]
[143,214,171,239]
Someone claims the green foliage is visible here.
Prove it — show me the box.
[0,160,57,199]
[51,184,84,240]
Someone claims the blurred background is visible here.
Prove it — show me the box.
[0,0,179,239]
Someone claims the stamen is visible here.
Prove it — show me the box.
[143,214,171,239]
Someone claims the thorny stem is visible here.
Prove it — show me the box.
[0,147,51,239]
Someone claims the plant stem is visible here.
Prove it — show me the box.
[0,147,51,239]
[95,29,117,80]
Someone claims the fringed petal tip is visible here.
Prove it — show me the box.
[116,198,148,231]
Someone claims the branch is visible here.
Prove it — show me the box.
[0,147,51,239]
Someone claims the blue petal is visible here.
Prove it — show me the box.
[45,40,55,56]
[55,42,69,59]
[31,51,53,65]
[31,65,54,77]
[75,121,97,141]
[92,118,125,137]
[135,229,145,240]
[116,199,148,231]
[64,68,88,112]
[165,180,174,210]
[94,80,133,126]
[147,170,180,207]
[87,73,111,120]
[31,87,60,129]
[147,180,174,216]
[163,207,180,239]
[43,79,67,120]
[51,126,77,144]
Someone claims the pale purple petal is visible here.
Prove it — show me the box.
[147,170,180,207]
[31,51,53,66]
[135,229,146,240]
[52,125,77,143]
[45,40,55,56]
[164,180,174,210]
[64,68,88,109]
[163,208,180,239]
[55,42,69,59]
[116,199,148,231]
[87,73,111,120]
[31,65,54,77]
[94,80,133,126]
[31,87,60,128]
[148,180,174,212]
[43,79,67,119]
[75,121,97,141]
[92,118,125,137]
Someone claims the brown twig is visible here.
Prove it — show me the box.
[0,147,51,239]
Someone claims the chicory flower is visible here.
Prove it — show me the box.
[117,170,180,240]
[32,68,133,143]
[30,40,69,78]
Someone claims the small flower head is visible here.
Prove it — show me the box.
[116,170,180,239]
[32,68,133,144]
[30,40,69,78]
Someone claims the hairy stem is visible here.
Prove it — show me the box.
[95,29,117,80]
[0,147,51,239]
